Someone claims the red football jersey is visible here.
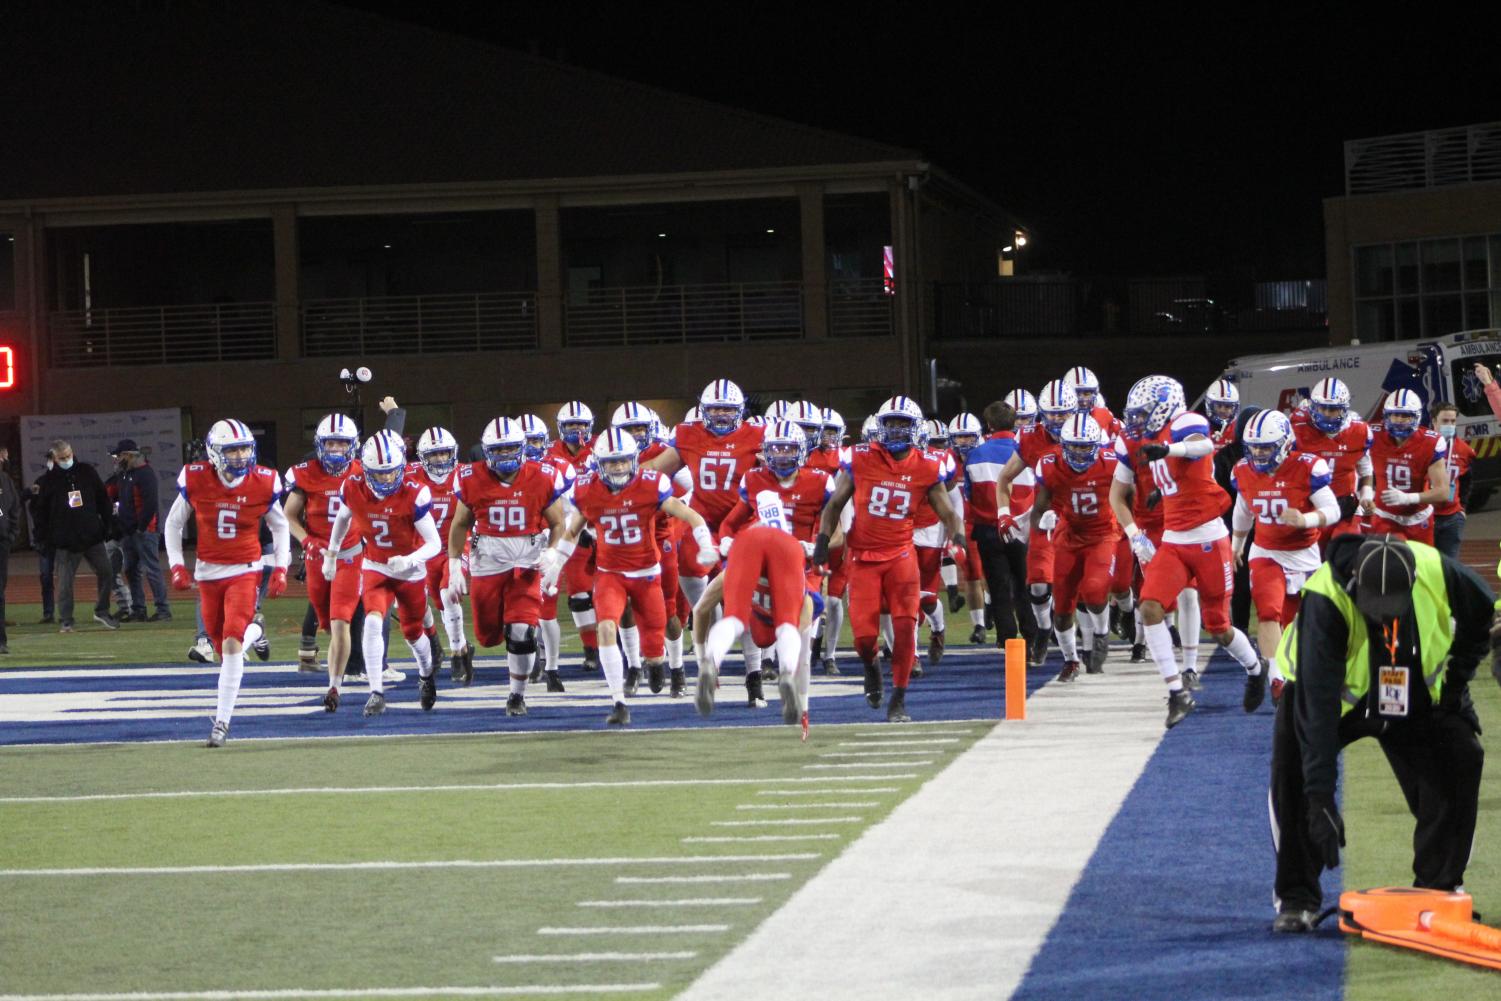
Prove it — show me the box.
[545,439,594,475]
[641,441,691,543]
[1089,406,1123,440]
[1210,418,1238,454]
[1037,450,1120,544]
[1156,412,1230,532]
[285,458,360,545]
[842,444,944,560]
[671,420,765,526]
[805,448,842,476]
[913,448,958,529]
[1112,428,1169,532]
[179,464,282,564]
[1291,412,1371,498]
[1435,435,1475,517]
[406,463,457,542]
[1232,453,1332,551]
[454,460,566,538]
[572,469,674,573]
[339,476,431,558]
[1371,424,1447,520]
[733,466,833,542]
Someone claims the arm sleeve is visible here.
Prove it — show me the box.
[164,494,191,568]
[1440,553,1497,683]
[409,512,442,564]
[1355,452,1373,479]
[263,496,291,569]
[382,408,407,436]
[327,503,354,552]
[1112,461,1136,486]
[1293,591,1354,801]
[1167,437,1215,459]
[1231,494,1253,533]
[1309,486,1341,526]
[947,482,964,523]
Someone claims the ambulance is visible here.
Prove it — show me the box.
[1216,328,1501,505]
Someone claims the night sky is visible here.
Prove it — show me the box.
[339,1,1496,279]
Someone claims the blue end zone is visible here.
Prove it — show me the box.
[1011,651,1345,1001]
[0,645,1055,745]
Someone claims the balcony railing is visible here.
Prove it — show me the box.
[564,281,803,347]
[49,302,276,367]
[829,277,895,337]
[301,292,538,357]
[1345,122,1501,195]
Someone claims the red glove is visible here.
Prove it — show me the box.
[267,567,287,598]
[302,538,324,562]
[995,513,1018,535]
[170,564,192,590]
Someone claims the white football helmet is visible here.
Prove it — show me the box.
[1205,378,1240,431]
[314,413,359,474]
[1122,376,1186,439]
[861,414,881,443]
[1059,414,1103,472]
[821,407,846,450]
[518,414,550,460]
[557,402,594,448]
[699,379,746,435]
[610,401,656,448]
[763,420,807,478]
[1062,366,1100,411]
[787,400,824,452]
[481,417,526,476]
[947,412,983,458]
[923,418,948,449]
[593,428,640,489]
[875,395,925,453]
[683,404,702,425]
[1004,388,1039,429]
[206,419,256,480]
[416,426,459,481]
[361,429,406,499]
[1037,380,1079,440]
[1309,377,1352,435]
[1382,389,1424,441]
[1242,409,1293,473]
[764,399,793,422]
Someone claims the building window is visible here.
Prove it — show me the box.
[1354,234,1501,342]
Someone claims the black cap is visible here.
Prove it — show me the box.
[1352,535,1416,621]
[109,439,139,456]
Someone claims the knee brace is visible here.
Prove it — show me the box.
[506,623,538,655]
[1029,583,1052,605]
[567,594,594,614]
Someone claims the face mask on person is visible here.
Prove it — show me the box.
[1438,425,1457,439]
[57,458,74,470]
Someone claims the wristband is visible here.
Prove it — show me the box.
[555,538,578,560]
[1358,486,1374,503]
[997,505,1010,518]
[1125,523,1142,540]
[692,524,714,551]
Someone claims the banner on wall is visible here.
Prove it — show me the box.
[21,408,184,524]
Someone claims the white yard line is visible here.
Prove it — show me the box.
[538,926,728,936]
[754,787,899,796]
[816,751,941,759]
[0,987,661,1000]
[801,761,932,770]
[681,835,841,844]
[835,739,960,747]
[0,854,819,878]
[735,803,879,810]
[614,874,790,884]
[708,817,863,827]
[678,660,1170,1001]
[849,729,975,738]
[493,953,696,963]
[575,899,761,908]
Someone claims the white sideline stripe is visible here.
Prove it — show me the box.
[801,761,932,770]
[817,751,940,759]
[615,874,790,884]
[850,729,974,737]
[0,987,661,1000]
[576,898,761,908]
[835,739,960,747]
[735,803,879,810]
[682,835,841,843]
[678,661,1173,1001]
[0,854,820,878]
[0,775,914,805]
[539,926,729,935]
[754,787,899,796]
[493,953,696,963]
[709,817,863,827]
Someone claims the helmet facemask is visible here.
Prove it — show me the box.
[366,464,404,499]
[880,414,918,453]
[1207,400,1239,430]
[214,443,255,480]
[1385,411,1419,442]
[765,439,804,478]
[1040,409,1071,441]
[599,455,637,490]
[420,447,456,480]
[316,435,356,475]
[484,442,524,477]
[1062,439,1099,472]
[702,404,742,436]
[559,420,592,448]
[950,432,980,458]
[1311,402,1348,435]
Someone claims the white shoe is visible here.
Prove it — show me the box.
[188,637,216,664]
[382,667,406,684]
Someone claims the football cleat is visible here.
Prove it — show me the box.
[1272,909,1319,934]
[762,661,780,685]
[647,661,666,695]
[190,636,217,664]
[886,689,911,723]
[1244,663,1268,713]
[947,586,965,614]
[1056,660,1081,683]
[606,701,631,726]
[451,645,473,686]
[695,662,719,718]
[506,693,528,717]
[969,625,987,645]
[251,613,270,661]
[529,653,544,683]
[746,672,767,709]
[382,667,406,685]
[1130,643,1147,662]
[928,628,945,668]
[862,660,883,709]
[419,673,437,711]
[821,657,839,676]
[669,668,687,698]
[1028,632,1049,668]
[1181,669,1202,691]
[778,674,800,725]
[911,659,924,680]
[323,687,340,713]
[297,637,319,672]
[582,647,600,673]
[545,670,566,693]
[1087,634,1109,674]
[624,666,641,697]
[205,719,230,748]
[363,692,387,717]
[1165,689,1196,729]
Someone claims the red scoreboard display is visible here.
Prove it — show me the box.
[0,346,13,389]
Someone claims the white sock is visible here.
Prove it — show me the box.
[598,643,627,702]
[621,625,641,670]
[773,623,802,684]
[508,659,530,695]
[941,561,958,587]
[879,614,894,651]
[1178,588,1201,674]
[679,574,708,611]
[1056,623,1078,661]
[825,597,844,659]
[215,649,246,724]
[1133,604,1144,640]
[1078,611,1095,653]
[926,602,945,633]
[1030,584,1053,632]
[363,614,386,693]
[442,592,466,649]
[741,633,763,674]
[410,634,433,678]
[242,619,264,649]
[540,618,561,671]
[1223,628,1261,672]
[1116,591,1134,616]
[666,633,683,671]
[705,616,745,670]
[1143,621,1181,689]
[422,605,434,630]
[969,608,985,627]
[1089,607,1110,636]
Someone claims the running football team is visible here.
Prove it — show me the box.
[166,368,1453,748]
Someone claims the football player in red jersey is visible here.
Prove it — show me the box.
[542,429,715,725]
[1032,414,1127,681]
[796,401,838,476]
[409,426,467,677]
[946,411,988,639]
[1361,389,1450,545]
[814,396,966,723]
[911,420,962,670]
[1063,366,1123,439]
[324,431,443,717]
[997,380,1075,664]
[446,418,571,713]
[1229,410,1340,698]
[165,419,290,747]
[1290,377,1374,545]
[1205,378,1241,454]
[810,407,850,673]
[540,401,601,672]
[1109,376,1269,729]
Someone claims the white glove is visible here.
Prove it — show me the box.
[1129,530,1156,565]
[538,547,565,593]
[718,535,734,559]
[1381,488,1419,507]
[1037,510,1058,534]
[447,566,468,598]
[801,540,817,558]
[321,551,338,582]
[385,553,414,575]
[696,545,720,568]
[693,525,718,568]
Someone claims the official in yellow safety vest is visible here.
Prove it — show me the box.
[1268,534,1491,933]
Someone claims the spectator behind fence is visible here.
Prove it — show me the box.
[0,447,20,654]
[27,449,58,623]
[30,439,121,633]
[112,438,171,622]
[1430,401,1473,560]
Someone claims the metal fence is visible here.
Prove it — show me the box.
[932,279,1080,339]
[1345,122,1501,195]
[49,302,277,367]
[828,277,895,338]
[301,292,538,357]
[564,281,803,347]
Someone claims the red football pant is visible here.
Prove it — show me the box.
[826,546,850,599]
[1249,557,1303,628]
[1052,537,1117,616]
[594,571,666,658]
[916,545,943,614]
[423,553,450,606]
[1139,537,1234,634]
[721,526,806,631]
[658,537,685,620]
[848,551,919,687]
[1109,534,1133,594]
[678,517,720,580]
[360,571,429,643]
[470,568,543,648]
[539,546,598,648]
[307,553,364,631]
[1025,529,1055,585]
[200,571,259,653]
[1364,513,1435,546]
[958,538,984,582]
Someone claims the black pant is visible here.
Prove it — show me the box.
[972,524,1037,645]
[1230,545,1252,634]
[1270,682,1484,911]
[0,545,8,645]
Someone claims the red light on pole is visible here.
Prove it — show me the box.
[0,346,13,389]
